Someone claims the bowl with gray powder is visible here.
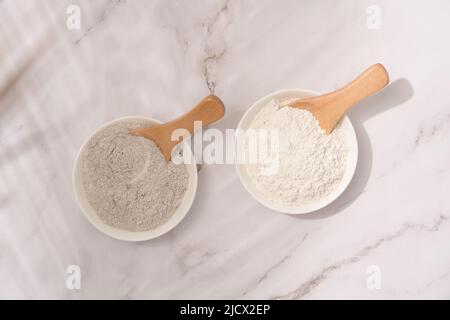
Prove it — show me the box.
[236,89,358,214]
[73,116,198,241]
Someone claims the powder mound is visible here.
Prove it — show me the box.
[81,120,189,232]
[245,99,348,206]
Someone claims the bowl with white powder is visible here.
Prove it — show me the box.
[236,89,358,214]
[73,116,198,241]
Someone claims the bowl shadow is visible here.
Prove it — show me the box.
[295,78,414,220]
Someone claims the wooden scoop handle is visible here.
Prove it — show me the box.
[289,63,389,133]
[130,95,225,161]
[319,63,389,133]
[330,63,390,108]
[168,94,225,136]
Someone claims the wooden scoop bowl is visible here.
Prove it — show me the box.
[129,95,225,161]
[282,63,389,133]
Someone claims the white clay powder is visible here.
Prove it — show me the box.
[245,99,348,206]
[81,120,189,232]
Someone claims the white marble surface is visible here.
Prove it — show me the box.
[1,0,450,299]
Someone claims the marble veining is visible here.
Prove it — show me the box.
[75,0,126,44]
[201,0,231,93]
[274,214,449,299]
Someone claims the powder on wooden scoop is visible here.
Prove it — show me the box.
[245,99,348,206]
[81,119,189,232]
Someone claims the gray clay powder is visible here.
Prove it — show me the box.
[81,120,189,232]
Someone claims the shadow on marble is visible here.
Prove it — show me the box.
[296,78,414,220]
[0,124,54,169]
[0,194,9,210]
[0,38,51,120]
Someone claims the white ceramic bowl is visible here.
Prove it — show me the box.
[73,116,198,241]
[236,89,358,214]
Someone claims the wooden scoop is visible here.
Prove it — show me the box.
[282,63,389,133]
[130,95,225,161]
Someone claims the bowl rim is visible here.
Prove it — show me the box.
[235,88,358,214]
[72,115,198,241]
